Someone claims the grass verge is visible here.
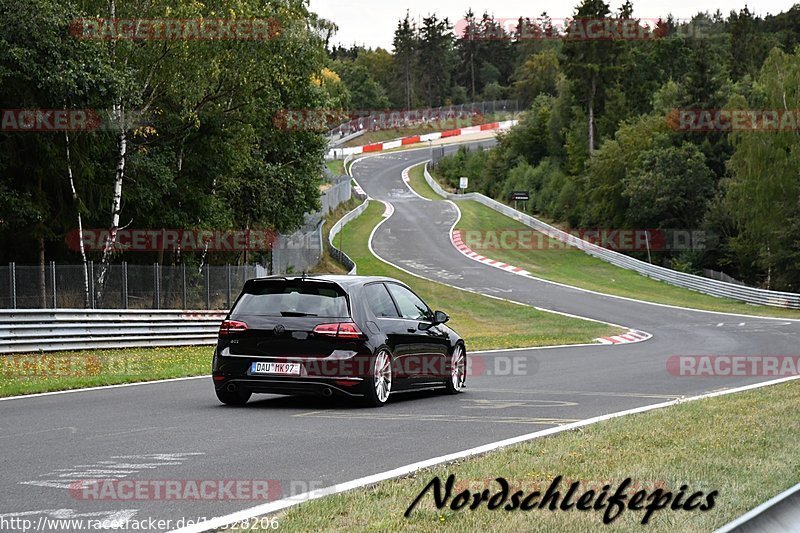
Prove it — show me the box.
[454,201,800,319]
[0,346,209,398]
[415,168,800,319]
[325,159,345,175]
[229,379,800,532]
[333,200,620,351]
[407,163,443,200]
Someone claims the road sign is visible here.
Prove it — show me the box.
[511,191,530,201]
[459,177,468,190]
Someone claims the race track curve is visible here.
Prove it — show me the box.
[0,141,798,531]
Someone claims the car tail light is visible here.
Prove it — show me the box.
[313,322,364,339]
[219,319,248,337]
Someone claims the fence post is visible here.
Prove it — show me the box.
[9,262,16,309]
[50,260,57,308]
[122,261,128,309]
[205,266,210,310]
[182,263,187,310]
[88,260,95,309]
[154,262,160,310]
[226,264,231,309]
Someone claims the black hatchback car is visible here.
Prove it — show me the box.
[212,275,466,406]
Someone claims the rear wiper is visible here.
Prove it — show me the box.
[280,311,318,317]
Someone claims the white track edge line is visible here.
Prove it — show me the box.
[410,158,800,323]
[400,162,431,201]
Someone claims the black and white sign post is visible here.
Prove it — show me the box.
[511,190,530,211]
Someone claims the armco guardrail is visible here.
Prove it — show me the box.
[424,164,800,309]
[715,482,800,532]
[328,181,369,275]
[0,309,226,353]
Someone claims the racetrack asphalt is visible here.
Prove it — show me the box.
[1,141,798,531]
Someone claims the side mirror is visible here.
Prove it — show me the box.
[433,310,449,325]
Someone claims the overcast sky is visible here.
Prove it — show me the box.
[308,0,797,50]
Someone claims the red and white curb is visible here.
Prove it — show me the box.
[451,229,531,275]
[596,330,653,345]
[328,119,518,159]
[450,230,652,345]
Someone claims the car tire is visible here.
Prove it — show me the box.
[362,348,393,407]
[444,344,466,394]
[215,386,252,406]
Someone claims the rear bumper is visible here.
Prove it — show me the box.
[215,375,365,397]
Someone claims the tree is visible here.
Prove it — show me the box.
[333,61,390,110]
[512,49,560,106]
[392,12,418,109]
[418,14,454,107]
[723,47,800,289]
[561,0,618,153]
[623,143,715,231]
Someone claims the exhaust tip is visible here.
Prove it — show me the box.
[321,387,333,397]
[226,382,238,393]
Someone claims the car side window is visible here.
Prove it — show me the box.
[365,283,400,318]
[386,284,432,321]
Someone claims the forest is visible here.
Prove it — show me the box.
[2,0,800,292]
[330,2,800,291]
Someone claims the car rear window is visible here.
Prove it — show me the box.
[232,281,349,318]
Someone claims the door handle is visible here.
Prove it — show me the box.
[407,328,416,333]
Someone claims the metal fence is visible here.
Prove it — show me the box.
[325,99,519,140]
[0,262,267,310]
[423,164,800,309]
[319,174,353,215]
[271,175,353,275]
[1,176,354,310]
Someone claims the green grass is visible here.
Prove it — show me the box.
[326,159,345,175]
[334,200,620,351]
[453,201,800,318]
[0,346,210,398]
[232,379,800,532]
[409,169,800,318]
[407,163,443,200]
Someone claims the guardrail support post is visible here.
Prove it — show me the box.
[9,262,16,309]
[122,261,128,309]
[50,260,57,308]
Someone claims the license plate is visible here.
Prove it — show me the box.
[250,362,301,375]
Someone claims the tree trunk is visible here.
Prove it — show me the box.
[65,131,90,307]
[470,49,476,100]
[588,74,596,154]
[95,106,126,304]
